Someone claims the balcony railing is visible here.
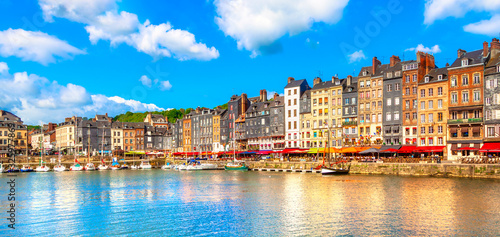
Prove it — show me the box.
[342,121,358,126]
[447,118,483,124]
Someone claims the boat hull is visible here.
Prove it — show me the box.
[321,167,350,175]
[224,165,248,171]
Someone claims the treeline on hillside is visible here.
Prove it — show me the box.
[113,108,192,123]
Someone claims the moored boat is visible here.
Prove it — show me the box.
[201,163,218,170]
[53,164,66,172]
[35,165,50,172]
[6,165,20,173]
[70,158,84,171]
[0,163,4,173]
[321,166,350,175]
[139,160,152,169]
[225,161,248,171]
[98,159,109,170]
[21,165,34,172]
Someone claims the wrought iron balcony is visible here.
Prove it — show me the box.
[342,121,358,126]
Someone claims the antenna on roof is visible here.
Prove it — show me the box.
[317,70,323,78]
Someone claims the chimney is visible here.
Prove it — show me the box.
[446,63,450,67]
[261,89,267,102]
[347,75,352,86]
[331,76,338,83]
[287,77,295,84]
[313,77,322,86]
[390,55,401,67]
[483,41,489,57]
[241,93,248,114]
[457,49,466,58]
[372,57,381,74]
[491,38,500,58]
[273,93,279,101]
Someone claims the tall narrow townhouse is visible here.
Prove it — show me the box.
[300,90,312,148]
[212,109,226,154]
[56,116,78,155]
[269,93,285,151]
[382,56,403,147]
[447,46,487,160]
[329,77,344,148]
[484,38,500,148]
[246,90,272,151]
[418,67,449,157]
[284,77,310,148]
[311,77,332,149]
[228,94,250,151]
[111,122,124,151]
[402,60,419,145]
[357,65,373,145]
[183,114,192,152]
[366,57,388,145]
[342,75,358,146]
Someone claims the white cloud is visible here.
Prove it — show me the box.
[39,0,117,23]
[158,80,172,91]
[85,11,140,45]
[405,44,441,54]
[214,0,349,56]
[139,75,152,87]
[0,62,8,74]
[464,14,500,36]
[0,28,85,65]
[39,0,219,61]
[347,50,366,63]
[424,0,500,25]
[0,62,164,124]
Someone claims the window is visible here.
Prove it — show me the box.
[378,113,382,122]
[438,112,443,121]
[420,89,425,98]
[452,111,458,119]
[486,97,491,105]
[438,99,442,108]
[405,75,410,83]
[462,75,469,86]
[462,91,469,103]
[288,90,291,95]
[420,101,425,110]
[366,103,370,110]
[395,83,400,91]
[366,80,371,87]
[474,110,480,118]
[428,113,434,123]
[428,137,434,145]
[360,81,364,88]
[378,89,382,97]
[387,98,392,106]
[405,113,410,120]
[294,99,297,105]
[387,84,392,92]
[405,100,410,109]
[438,87,443,95]
[413,112,417,120]
[425,76,429,83]
[395,97,400,105]
[451,77,457,87]
[420,138,425,146]
[421,127,425,134]
[405,87,410,95]
[451,93,458,103]
[429,100,433,109]
[386,112,392,121]
[394,111,400,120]
[413,86,417,94]
[429,88,433,96]
[473,90,480,102]
[488,127,495,137]
[473,73,480,84]
[294,89,297,94]
[463,111,468,119]
[438,75,442,80]
[421,114,425,123]
[413,75,417,82]
[462,59,468,66]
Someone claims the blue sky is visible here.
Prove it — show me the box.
[0,0,499,124]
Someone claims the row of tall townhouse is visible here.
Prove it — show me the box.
[3,38,500,160]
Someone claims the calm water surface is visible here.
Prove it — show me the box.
[1,170,499,236]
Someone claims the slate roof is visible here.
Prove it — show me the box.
[343,77,358,93]
[358,66,372,77]
[284,79,308,89]
[312,80,334,90]
[420,67,449,85]
[450,49,485,68]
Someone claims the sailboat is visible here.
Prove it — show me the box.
[130,153,138,169]
[321,125,350,175]
[161,153,171,169]
[139,160,152,169]
[70,158,84,171]
[110,157,121,170]
[53,154,66,172]
[98,158,109,170]
[35,126,50,172]
[225,117,248,171]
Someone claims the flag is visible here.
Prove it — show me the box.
[75,158,80,164]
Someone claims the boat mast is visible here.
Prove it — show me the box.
[74,115,77,164]
[101,124,104,163]
[233,116,236,162]
[40,122,43,166]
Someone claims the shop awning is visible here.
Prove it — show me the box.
[359,147,380,154]
[479,143,500,152]
[416,146,445,152]
[381,148,399,153]
[458,147,477,151]
[340,147,358,153]
[257,150,272,155]
[308,148,319,153]
[398,146,417,153]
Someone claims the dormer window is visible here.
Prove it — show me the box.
[363,71,367,76]
[425,77,429,83]
[387,72,392,78]
[438,75,442,80]
[462,59,468,66]
[395,71,401,77]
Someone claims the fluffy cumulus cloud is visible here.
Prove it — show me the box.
[139,75,152,87]
[0,62,164,124]
[0,62,8,74]
[214,0,349,57]
[464,14,500,36]
[158,80,172,91]
[347,50,366,63]
[424,0,500,36]
[139,75,172,90]
[39,0,219,61]
[0,28,85,65]
[405,44,441,54]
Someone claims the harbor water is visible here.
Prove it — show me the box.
[1,170,500,236]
